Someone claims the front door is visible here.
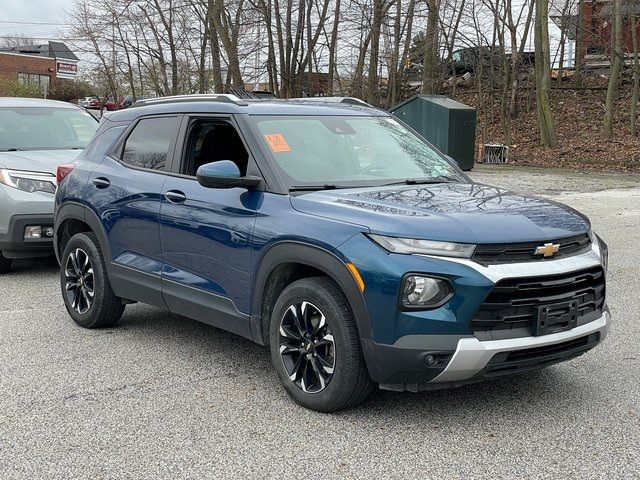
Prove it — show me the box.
[159,117,260,338]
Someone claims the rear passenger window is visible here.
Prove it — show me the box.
[121,117,178,171]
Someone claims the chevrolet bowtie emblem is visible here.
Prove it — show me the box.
[534,242,560,257]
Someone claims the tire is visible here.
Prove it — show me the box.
[0,251,12,274]
[60,232,124,328]
[269,277,374,412]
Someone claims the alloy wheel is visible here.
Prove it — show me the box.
[64,248,95,314]
[278,301,336,394]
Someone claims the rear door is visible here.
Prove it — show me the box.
[87,114,181,306]
[158,115,260,338]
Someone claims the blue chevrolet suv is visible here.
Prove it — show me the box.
[54,95,610,411]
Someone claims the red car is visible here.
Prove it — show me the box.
[101,97,120,111]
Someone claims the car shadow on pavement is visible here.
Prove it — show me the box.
[110,305,590,419]
[8,256,59,274]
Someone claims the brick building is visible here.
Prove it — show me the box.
[0,41,79,96]
[576,0,640,67]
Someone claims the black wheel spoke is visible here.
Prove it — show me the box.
[309,357,328,390]
[315,352,335,374]
[279,324,302,341]
[288,305,305,337]
[289,353,305,382]
[314,332,334,348]
[311,312,326,337]
[72,286,81,309]
[279,344,300,356]
[69,251,80,275]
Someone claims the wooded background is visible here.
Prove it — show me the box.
[5,0,639,169]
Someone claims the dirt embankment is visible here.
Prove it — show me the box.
[449,77,640,172]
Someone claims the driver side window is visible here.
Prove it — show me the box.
[182,119,249,177]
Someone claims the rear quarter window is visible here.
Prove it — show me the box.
[78,125,126,162]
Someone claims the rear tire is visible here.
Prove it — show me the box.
[60,232,124,328]
[269,277,374,412]
[0,251,12,274]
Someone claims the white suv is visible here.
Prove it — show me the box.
[0,97,98,273]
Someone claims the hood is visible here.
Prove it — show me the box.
[0,149,83,175]
[291,182,590,244]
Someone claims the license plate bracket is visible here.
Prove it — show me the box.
[534,300,579,336]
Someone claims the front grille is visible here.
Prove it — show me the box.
[472,266,605,339]
[480,332,601,377]
[473,233,591,265]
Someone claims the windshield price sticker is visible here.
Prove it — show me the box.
[264,134,291,153]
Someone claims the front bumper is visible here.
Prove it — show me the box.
[0,214,55,258]
[367,309,610,392]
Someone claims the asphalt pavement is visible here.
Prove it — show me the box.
[1,165,639,479]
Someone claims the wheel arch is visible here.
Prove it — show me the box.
[251,241,373,345]
[55,202,112,266]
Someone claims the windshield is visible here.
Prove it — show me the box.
[252,115,466,188]
[0,107,98,151]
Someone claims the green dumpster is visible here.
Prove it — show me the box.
[390,94,476,171]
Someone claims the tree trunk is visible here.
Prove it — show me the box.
[632,15,639,136]
[327,0,341,96]
[534,0,558,147]
[367,0,384,103]
[508,0,535,118]
[421,0,439,94]
[207,0,224,93]
[604,0,622,140]
[211,0,244,88]
[574,0,585,86]
[152,0,179,95]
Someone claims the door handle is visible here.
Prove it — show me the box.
[93,177,110,189]
[164,190,187,204]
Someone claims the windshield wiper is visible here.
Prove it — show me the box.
[0,148,23,152]
[382,176,459,186]
[289,184,340,192]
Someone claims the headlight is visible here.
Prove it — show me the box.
[0,169,56,194]
[400,275,453,309]
[368,233,476,258]
[589,229,608,272]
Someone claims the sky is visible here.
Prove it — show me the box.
[0,0,73,42]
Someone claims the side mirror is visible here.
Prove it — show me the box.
[196,160,261,189]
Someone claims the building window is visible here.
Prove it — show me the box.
[17,73,51,93]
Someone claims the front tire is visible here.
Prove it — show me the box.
[269,277,374,412]
[60,233,124,328]
[0,251,12,274]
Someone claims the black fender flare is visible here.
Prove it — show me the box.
[250,241,373,344]
[54,201,113,266]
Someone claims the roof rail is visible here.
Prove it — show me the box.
[289,96,372,107]
[132,94,249,108]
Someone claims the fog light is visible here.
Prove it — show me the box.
[423,354,438,367]
[401,275,452,309]
[44,227,54,237]
[24,226,42,239]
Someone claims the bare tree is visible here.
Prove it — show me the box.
[534,0,558,147]
[604,0,622,140]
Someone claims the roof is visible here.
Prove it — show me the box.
[107,95,387,122]
[0,41,79,61]
[0,97,82,109]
